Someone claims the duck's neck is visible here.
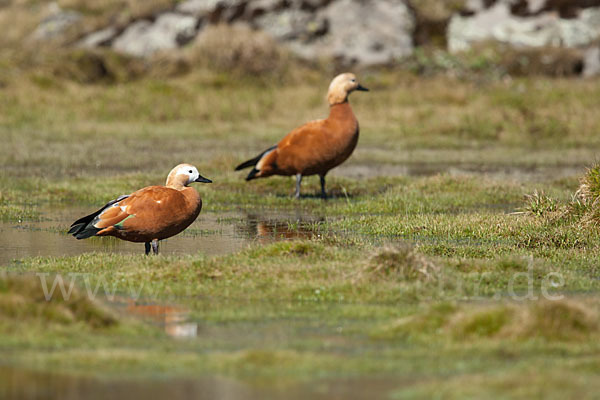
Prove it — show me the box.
[328,101,356,121]
[166,183,185,190]
[165,174,188,190]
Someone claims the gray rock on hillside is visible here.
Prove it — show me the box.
[112,13,198,57]
[315,0,414,65]
[31,3,81,41]
[264,0,415,66]
[178,0,416,66]
[77,27,118,48]
[176,0,243,17]
[254,7,326,41]
[449,0,600,52]
[584,46,600,77]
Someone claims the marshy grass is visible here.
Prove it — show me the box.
[523,190,560,218]
[0,273,117,328]
[376,298,600,342]
[572,163,600,227]
[365,243,439,281]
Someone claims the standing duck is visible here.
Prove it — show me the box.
[235,73,368,198]
[68,164,212,255]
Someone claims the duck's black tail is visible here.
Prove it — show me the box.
[235,146,276,171]
[68,195,129,239]
[235,145,277,181]
[68,210,102,239]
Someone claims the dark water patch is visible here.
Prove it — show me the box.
[0,366,403,400]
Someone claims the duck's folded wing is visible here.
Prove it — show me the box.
[68,194,130,239]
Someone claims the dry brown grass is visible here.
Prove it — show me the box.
[498,46,584,77]
[0,2,50,48]
[408,0,467,21]
[185,23,292,78]
[565,163,600,227]
[57,0,175,16]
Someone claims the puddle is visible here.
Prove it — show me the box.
[0,366,404,400]
[0,206,324,266]
[236,213,324,243]
[118,300,198,338]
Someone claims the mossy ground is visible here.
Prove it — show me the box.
[2,44,600,397]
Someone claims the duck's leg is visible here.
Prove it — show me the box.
[319,174,327,199]
[295,173,302,199]
[145,242,151,255]
[151,239,159,255]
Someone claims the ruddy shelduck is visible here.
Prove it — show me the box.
[68,164,212,255]
[235,72,368,198]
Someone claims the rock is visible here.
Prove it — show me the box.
[254,8,326,41]
[30,3,81,40]
[176,0,225,16]
[112,13,198,57]
[448,1,600,52]
[77,27,118,48]
[176,0,246,21]
[310,0,415,66]
[245,0,286,18]
[294,0,331,11]
[583,46,600,77]
[558,7,600,47]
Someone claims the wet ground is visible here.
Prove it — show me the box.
[0,206,323,266]
[0,366,404,400]
[0,162,586,399]
[1,161,584,266]
[333,160,586,182]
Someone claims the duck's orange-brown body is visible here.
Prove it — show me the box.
[257,102,359,178]
[95,186,202,243]
[69,164,211,254]
[235,72,368,198]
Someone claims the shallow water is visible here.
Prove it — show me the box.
[0,206,323,266]
[335,161,584,182]
[0,366,404,400]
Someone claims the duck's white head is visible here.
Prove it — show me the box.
[166,164,212,189]
[327,72,369,106]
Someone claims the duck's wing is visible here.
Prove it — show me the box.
[278,119,326,150]
[68,194,130,239]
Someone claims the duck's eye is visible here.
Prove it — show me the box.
[188,170,193,173]
[351,79,356,82]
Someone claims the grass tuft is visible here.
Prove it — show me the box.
[0,273,117,329]
[366,243,439,281]
[448,306,513,339]
[523,190,560,218]
[568,163,600,226]
[517,299,599,341]
[380,299,600,342]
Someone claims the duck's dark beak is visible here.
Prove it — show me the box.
[195,175,212,183]
[356,84,369,92]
